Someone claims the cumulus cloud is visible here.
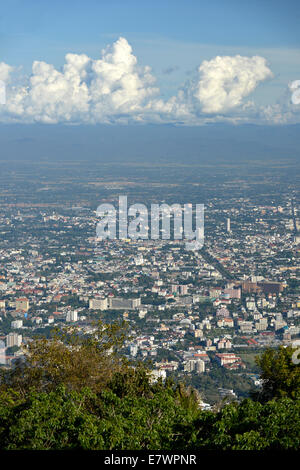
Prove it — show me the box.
[89,38,159,122]
[289,80,300,105]
[0,37,296,125]
[145,55,274,123]
[2,37,159,124]
[192,55,273,114]
[0,62,14,82]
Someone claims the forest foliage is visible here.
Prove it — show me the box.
[0,321,299,450]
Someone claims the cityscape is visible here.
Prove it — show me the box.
[0,0,299,455]
[0,156,299,406]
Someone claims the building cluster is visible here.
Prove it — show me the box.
[0,190,299,403]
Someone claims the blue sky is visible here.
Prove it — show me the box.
[0,0,300,125]
[1,1,300,65]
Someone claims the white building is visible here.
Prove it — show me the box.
[6,332,22,348]
[0,340,6,364]
[66,310,78,322]
[89,298,108,310]
[11,319,23,329]
[184,359,205,373]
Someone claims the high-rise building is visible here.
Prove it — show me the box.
[184,359,205,373]
[0,340,6,365]
[179,285,188,295]
[66,310,78,322]
[171,284,178,294]
[226,217,231,233]
[195,359,205,373]
[6,333,22,348]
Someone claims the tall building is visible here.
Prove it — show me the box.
[66,310,78,322]
[6,333,22,348]
[184,359,205,373]
[0,340,6,365]
[195,359,205,373]
[226,217,231,233]
[179,285,188,296]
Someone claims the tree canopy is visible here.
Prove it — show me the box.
[252,345,300,402]
[0,324,299,450]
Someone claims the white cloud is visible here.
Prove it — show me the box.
[0,62,14,82]
[289,80,300,105]
[143,55,274,124]
[193,55,273,114]
[0,37,298,125]
[2,37,159,124]
[89,37,159,122]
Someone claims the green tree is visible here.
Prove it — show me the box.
[0,386,103,450]
[0,337,299,450]
[0,320,129,396]
[184,398,300,450]
[252,346,300,402]
[0,368,201,450]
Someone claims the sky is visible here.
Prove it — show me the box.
[0,0,300,125]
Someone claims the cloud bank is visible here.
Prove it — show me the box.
[0,37,299,125]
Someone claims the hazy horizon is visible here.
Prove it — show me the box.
[1,123,300,164]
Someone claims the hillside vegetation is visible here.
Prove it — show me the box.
[0,321,299,450]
